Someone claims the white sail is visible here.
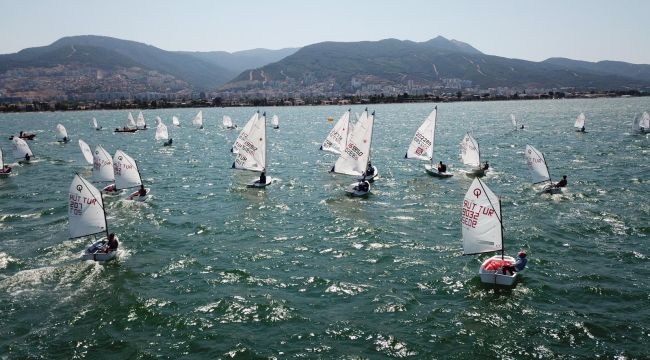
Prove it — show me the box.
[331,110,374,177]
[510,114,517,128]
[12,137,33,159]
[127,112,137,127]
[113,150,141,189]
[69,174,106,239]
[462,178,502,255]
[460,133,480,167]
[56,124,68,139]
[233,112,266,172]
[0,148,5,168]
[574,112,586,129]
[223,115,234,128]
[271,114,279,128]
[405,108,437,161]
[92,117,99,129]
[136,111,146,128]
[93,145,114,183]
[193,110,203,128]
[320,110,351,155]
[78,139,94,165]
[172,116,180,127]
[232,112,259,153]
[155,121,169,140]
[525,145,552,184]
[639,111,650,129]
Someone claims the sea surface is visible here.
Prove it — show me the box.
[0,98,648,359]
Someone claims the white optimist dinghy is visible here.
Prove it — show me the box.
[232,112,273,188]
[525,144,562,194]
[113,150,150,201]
[462,178,524,286]
[405,106,453,178]
[459,132,485,178]
[69,174,118,262]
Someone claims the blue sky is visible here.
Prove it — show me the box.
[2,0,649,64]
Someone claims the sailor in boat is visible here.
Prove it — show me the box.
[258,171,266,184]
[365,162,375,176]
[437,161,447,173]
[24,153,31,162]
[520,125,525,129]
[554,175,568,188]
[501,251,528,275]
[354,177,370,192]
[580,126,586,132]
[164,138,173,146]
[482,161,489,171]
[62,136,68,143]
[104,233,119,253]
[138,184,147,197]
[0,164,11,174]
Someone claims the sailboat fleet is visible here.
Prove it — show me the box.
[9,106,593,284]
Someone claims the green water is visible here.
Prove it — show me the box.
[0,98,648,358]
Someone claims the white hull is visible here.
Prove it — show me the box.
[247,177,273,188]
[478,255,518,286]
[464,168,486,178]
[0,171,11,178]
[345,182,370,197]
[424,164,453,178]
[357,166,379,182]
[542,183,562,194]
[81,240,117,262]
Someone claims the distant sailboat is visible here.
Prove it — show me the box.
[405,106,452,178]
[136,111,147,130]
[92,117,102,130]
[223,115,237,129]
[271,114,280,129]
[320,109,351,155]
[172,116,180,127]
[155,117,172,146]
[115,112,138,132]
[93,145,116,193]
[193,110,204,129]
[56,124,69,143]
[459,133,486,177]
[12,136,33,164]
[113,150,149,200]
[633,111,649,134]
[574,112,587,132]
[0,148,12,177]
[511,114,523,130]
[525,145,562,194]
[232,112,272,187]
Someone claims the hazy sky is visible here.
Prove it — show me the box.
[2,0,649,64]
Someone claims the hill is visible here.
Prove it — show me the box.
[221,36,650,96]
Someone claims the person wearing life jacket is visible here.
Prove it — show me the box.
[437,161,447,173]
[0,164,11,174]
[554,175,568,188]
[502,251,528,275]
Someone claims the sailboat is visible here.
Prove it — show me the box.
[271,114,280,129]
[69,173,117,261]
[56,124,69,143]
[12,136,33,164]
[232,111,259,154]
[172,116,180,127]
[115,112,138,132]
[320,109,351,155]
[330,109,374,197]
[405,106,452,178]
[574,112,587,132]
[511,114,524,130]
[92,117,102,130]
[155,117,172,146]
[0,148,12,177]
[78,139,94,165]
[633,111,649,134]
[462,177,522,286]
[525,145,562,194]
[193,110,204,129]
[232,112,272,187]
[223,115,237,129]
[136,111,147,130]
[93,145,116,193]
[459,132,486,177]
[113,150,149,200]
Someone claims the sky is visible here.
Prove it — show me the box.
[2,0,649,64]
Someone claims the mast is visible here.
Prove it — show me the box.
[431,106,437,167]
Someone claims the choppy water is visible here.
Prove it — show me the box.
[0,98,648,359]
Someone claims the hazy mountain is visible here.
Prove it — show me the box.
[222,36,650,93]
[543,57,650,82]
[182,47,299,75]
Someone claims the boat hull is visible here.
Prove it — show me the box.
[127,188,150,201]
[464,168,485,178]
[247,177,273,188]
[81,240,117,262]
[542,184,562,194]
[345,182,370,197]
[357,166,379,182]
[478,255,518,286]
[424,164,453,178]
